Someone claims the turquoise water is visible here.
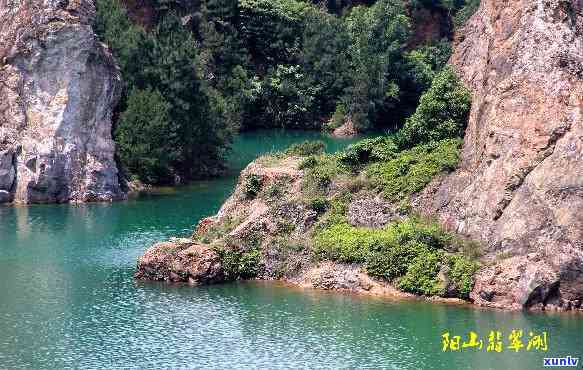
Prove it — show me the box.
[0,130,581,369]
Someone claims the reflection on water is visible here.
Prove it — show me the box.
[0,130,582,369]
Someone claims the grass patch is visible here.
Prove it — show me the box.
[194,216,243,244]
[366,139,462,201]
[312,217,480,299]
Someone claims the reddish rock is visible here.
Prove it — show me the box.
[418,0,583,310]
[135,239,225,284]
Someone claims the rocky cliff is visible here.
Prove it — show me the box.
[418,0,583,310]
[0,0,124,204]
[136,0,583,312]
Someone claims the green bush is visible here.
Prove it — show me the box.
[397,250,444,296]
[285,141,326,157]
[313,222,390,263]
[216,246,262,280]
[396,68,471,149]
[445,254,479,298]
[244,173,263,198]
[338,136,399,168]
[366,139,462,201]
[239,249,263,278]
[265,182,284,198]
[301,155,344,195]
[309,197,330,214]
[386,218,452,249]
[115,88,175,184]
[366,241,428,281]
[298,156,318,170]
[313,217,479,298]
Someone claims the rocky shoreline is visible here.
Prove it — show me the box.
[135,156,582,312]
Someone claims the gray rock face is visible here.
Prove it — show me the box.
[418,0,583,310]
[347,193,401,228]
[0,0,124,204]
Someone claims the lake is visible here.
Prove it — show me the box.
[0,130,581,369]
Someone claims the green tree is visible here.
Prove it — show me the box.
[94,0,148,91]
[343,0,411,130]
[301,11,351,117]
[396,67,471,148]
[115,88,175,184]
[143,14,235,178]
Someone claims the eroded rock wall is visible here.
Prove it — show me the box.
[419,0,583,310]
[0,0,124,204]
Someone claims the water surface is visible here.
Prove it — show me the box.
[1,130,581,369]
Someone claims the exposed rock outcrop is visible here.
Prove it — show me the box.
[0,0,124,204]
[418,0,583,311]
[136,238,226,284]
[135,159,395,295]
[135,0,583,312]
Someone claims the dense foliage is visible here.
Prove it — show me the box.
[95,0,235,184]
[95,0,479,184]
[313,217,478,297]
[298,65,474,298]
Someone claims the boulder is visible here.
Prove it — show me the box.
[135,239,226,284]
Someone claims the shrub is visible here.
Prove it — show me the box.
[364,218,451,280]
[285,141,326,157]
[445,255,479,299]
[387,218,452,249]
[366,241,427,281]
[265,182,284,198]
[309,197,330,214]
[301,155,343,195]
[313,217,478,298]
[115,88,175,184]
[313,223,385,263]
[453,0,481,28]
[366,139,462,201]
[397,250,444,296]
[396,67,471,149]
[239,248,263,278]
[244,173,263,198]
[216,246,262,280]
[298,156,318,170]
[337,136,399,168]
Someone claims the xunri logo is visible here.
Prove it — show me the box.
[543,356,580,367]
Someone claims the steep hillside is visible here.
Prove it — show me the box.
[418,0,583,310]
